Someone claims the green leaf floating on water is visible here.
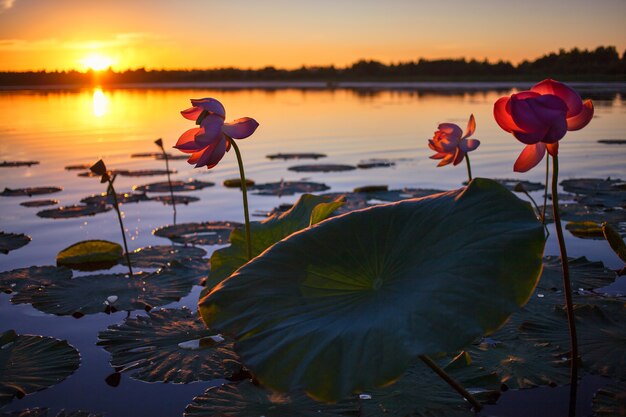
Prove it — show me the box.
[200,178,545,401]
[206,194,345,290]
[56,240,123,271]
[0,408,103,417]
[592,380,626,416]
[120,245,207,269]
[0,330,80,407]
[97,308,240,383]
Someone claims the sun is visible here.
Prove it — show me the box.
[81,53,115,71]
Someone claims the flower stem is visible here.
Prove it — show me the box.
[419,355,482,412]
[108,179,133,276]
[465,154,473,182]
[542,155,549,224]
[160,145,177,225]
[551,155,579,416]
[228,138,253,260]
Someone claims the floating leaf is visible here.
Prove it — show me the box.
[1,187,62,197]
[64,164,91,171]
[353,185,388,193]
[288,164,356,173]
[0,266,72,300]
[184,381,358,417]
[561,178,626,208]
[133,180,214,193]
[566,221,604,239]
[0,232,31,254]
[541,203,626,229]
[357,160,395,169]
[592,381,626,416]
[200,179,545,401]
[0,408,103,417]
[323,188,443,215]
[121,245,207,268]
[19,200,59,207]
[97,308,240,383]
[153,221,239,246]
[538,256,617,291]
[598,139,626,145]
[250,181,330,196]
[80,192,150,205]
[118,169,177,177]
[21,262,202,316]
[266,153,326,160]
[0,330,80,407]
[56,240,122,271]
[36,205,111,219]
[0,161,39,168]
[223,178,255,188]
[206,194,344,290]
[151,195,200,205]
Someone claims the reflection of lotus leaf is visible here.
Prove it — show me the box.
[36,205,111,219]
[153,221,239,246]
[200,178,545,401]
[21,262,202,316]
[0,266,72,296]
[97,308,240,383]
[250,181,330,196]
[133,180,214,193]
[0,232,31,254]
[121,245,207,268]
[0,330,80,407]
[592,380,626,416]
[207,194,344,290]
[56,240,122,271]
[1,187,62,197]
[288,164,356,173]
[184,381,358,417]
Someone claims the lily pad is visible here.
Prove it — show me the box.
[592,381,626,416]
[153,221,240,246]
[36,205,111,219]
[323,188,444,215]
[19,200,59,207]
[121,245,207,268]
[97,308,240,383]
[0,266,72,297]
[538,256,617,292]
[0,330,80,407]
[64,164,91,171]
[150,195,200,205]
[0,409,103,417]
[118,169,177,177]
[22,262,203,316]
[200,178,545,401]
[597,139,626,145]
[0,232,31,254]
[184,381,357,417]
[1,187,62,197]
[353,185,388,193]
[56,240,123,271]
[541,203,626,229]
[80,192,150,205]
[561,178,626,208]
[288,164,356,173]
[250,181,330,196]
[133,180,214,193]
[266,153,327,160]
[0,161,39,168]
[223,178,255,188]
[131,152,187,160]
[207,194,344,290]
[566,221,604,239]
[357,160,396,169]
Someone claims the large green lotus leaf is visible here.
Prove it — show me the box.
[206,194,345,290]
[360,352,500,417]
[97,308,240,383]
[0,266,72,301]
[56,240,122,271]
[21,262,202,316]
[184,381,358,417]
[592,381,626,416]
[0,409,103,417]
[200,178,545,401]
[121,245,207,268]
[521,301,626,380]
[0,330,80,407]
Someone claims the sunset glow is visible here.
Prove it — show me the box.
[81,53,115,71]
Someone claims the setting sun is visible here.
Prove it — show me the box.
[81,53,115,71]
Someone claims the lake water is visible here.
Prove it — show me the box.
[0,83,625,416]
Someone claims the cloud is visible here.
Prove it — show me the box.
[0,0,16,13]
[0,33,168,52]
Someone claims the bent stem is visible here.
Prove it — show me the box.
[465,154,473,182]
[551,155,579,416]
[157,141,177,225]
[542,155,550,224]
[107,178,133,276]
[228,137,253,260]
[419,355,482,412]
[518,185,549,237]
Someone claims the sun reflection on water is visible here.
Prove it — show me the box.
[92,88,109,117]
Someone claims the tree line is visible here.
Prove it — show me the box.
[1,46,624,86]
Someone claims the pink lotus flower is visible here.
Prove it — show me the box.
[429,114,480,166]
[493,79,594,172]
[174,98,259,169]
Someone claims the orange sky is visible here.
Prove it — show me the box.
[1,0,625,72]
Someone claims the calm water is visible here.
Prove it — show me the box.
[0,84,625,416]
